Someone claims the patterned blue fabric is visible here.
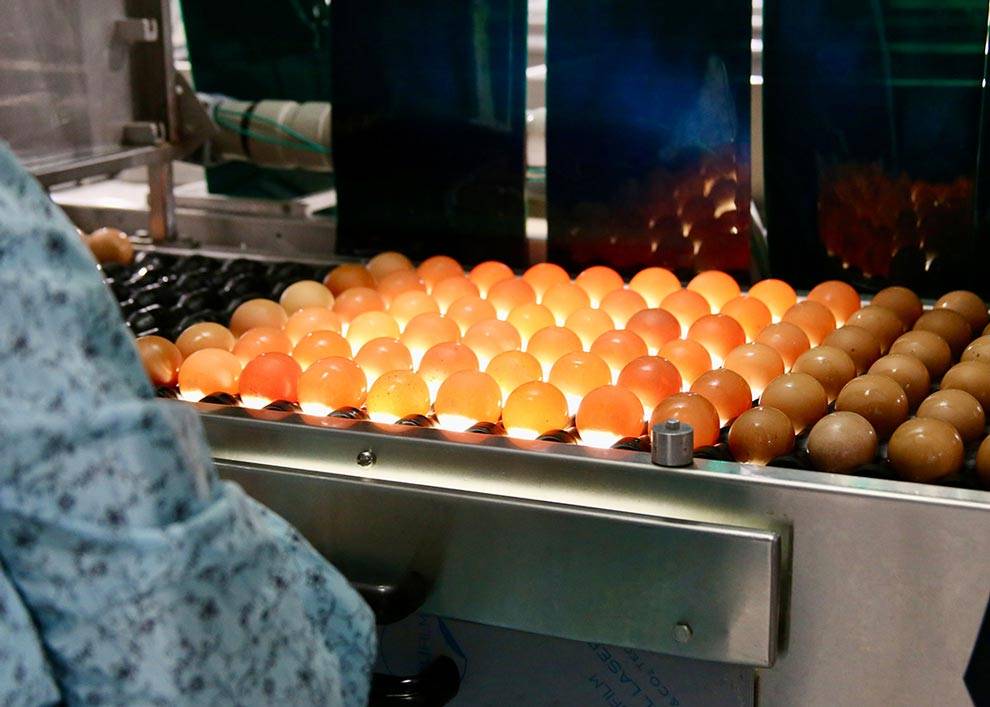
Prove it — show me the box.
[0,142,375,705]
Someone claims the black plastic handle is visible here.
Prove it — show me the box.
[352,572,430,626]
[369,656,461,706]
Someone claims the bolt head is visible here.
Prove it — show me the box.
[673,622,693,643]
[356,449,376,467]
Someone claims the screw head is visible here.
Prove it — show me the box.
[664,419,681,431]
[673,622,693,643]
[356,449,376,467]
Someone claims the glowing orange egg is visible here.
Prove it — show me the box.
[807,281,861,326]
[238,352,302,408]
[542,282,592,324]
[486,350,543,399]
[576,385,645,447]
[719,296,772,341]
[431,276,479,313]
[434,370,503,430]
[278,280,333,315]
[576,266,624,306]
[688,271,741,310]
[625,309,680,353]
[549,351,612,415]
[233,327,292,366]
[527,326,584,376]
[462,319,522,367]
[590,330,649,380]
[563,307,614,349]
[297,357,367,416]
[135,335,183,387]
[178,348,241,401]
[284,307,342,345]
[629,267,680,308]
[487,277,537,318]
[658,339,712,390]
[367,251,413,282]
[660,289,711,336]
[599,288,648,327]
[418,342,480,397]
[618,355,683,417]
[748,279,797,322]
[333,287,386,324]
[230,299,288,338]
[345,310,400,351]
[507,302,556,344]
[354,337,413,385]
[469,261,514,296]
[782,300,836,347]
[523,262,570,298]
[650,393,720,449]
[323,263,376,296]
[400,312,461,366]
[175,322,236,357]
[756,322,810,370]
[365,370,431,423]
[690,368,752,425]
[501,381,570,439]
[447,295,498,335]
[376,269,426,303]
[388,290,440,328]
[723,342,786,398]
[687,314,746,366]
[292,330,352,369]
[418,255,464,292]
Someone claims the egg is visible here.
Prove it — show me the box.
[782,300,836,347]
[661,289,711,336]
[175,322,236,357]
[86,227,133,265]
[233,327,292,366]
[365,370,431,423]
[345,311,400,351]
[887,418,963,483]
[756,322,810,370]
[867,354,931,410]
[527,326,583,377]
[719,296,772,341]
[278,280,333,314]
[650,393,720,449]
[722,342,785,398]
[354,337,413,385]
[913,309,972,359]
[619,355,683,418]
[333,287,387,324]
[600,288,648,327]
[501,381,570,439]
[728,406,795,464]
[238,352,302,409]
[377,269,426,302]
[687,314,746,366]
[807,280,861,326]
[567,307,618,349]
[507,302,556,344]
[888,330,953,380]
[916,389,986,443]
[590,330,649,379]
[549,351,612,415]
[575,266,624,306]
[689,368,752,425]
[541,282,590,324]
[367,251,414,281]
[687,271,741,310]
[418,341,480,398]
[177,348,241,401]
[934,290,989,333]
[747,279,797,321]
[292,330,352,369]
[135,335,183,387]
[822,326,882,374]
[488,278,537,318]
[434,370,502,430]
[624,309,678,354]
[976,437,990,488]
[834,374,909,440]
[462,319,522,368]
[576,385,645,448]
[629,267,680,307]
[230,299,288,338]
[845,306,904,353]
[388,290,439,328]
[658,339,712,390]
[523,262,570,298]
[297,356,367,416]
[485,350,543,400]
[941,360,990,410]
[447,295,497,334]
[284,307,342,345]
[400,312,461,366]
[323,263,375,295]
[417,255,464,292]
[431,276,479,313]
[470,261,515,297]
[759,372,828,434]
[807,412,878,474]
[871,286,923,328]
[791,346,856,403]
[962,336,990,363]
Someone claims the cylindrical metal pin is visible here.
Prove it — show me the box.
[651,419,694,467]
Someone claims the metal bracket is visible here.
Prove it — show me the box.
[122,122,163,146]
[114,18,159,44]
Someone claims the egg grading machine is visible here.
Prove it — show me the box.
[4,1,990,705]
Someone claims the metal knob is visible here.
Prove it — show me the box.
[651,419,694,467]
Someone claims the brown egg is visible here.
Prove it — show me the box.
[175,322,236,357]
[916,389,986,443]
[135,335,183,387]
[941,361,990,410]
[871,286,923,328]
[962,336,990,363]
[887,418,964,483]
[278,280,333,314]
[791,346,857,402]
[755,322,810,370]
[822,326,882,374]
[807,280,861,326]
[229,299,288,337]
[367,251,414,281]
[934,290,989,333]
[888,331,953,380]
[728,407,795,465]
[759,372,828,434]
[913,309,972,359]
[807,412,878,474]
[86,227,134,265]
[867,354,931,410]
[976,437,990,488]
[323,263,376,295]
[834,374,909,440]
[845,306,904,353]
[782,300,836,346]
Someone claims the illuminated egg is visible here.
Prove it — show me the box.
[297,357,367,416]
[617,355,683,417]
[625,308,680,354]
[400,312,461,366]
[447,295,497,335]
[431,276,479,313]
[590,330,649,380]
[748,279,797,322]
[527,326,583,376]
[723,342,785,398]
[345,310,400,352]
[887,418,963,483]
[807,412,878,474]
[418,255,464,292]
[759,372,828,434]
[333,287,386,324]
[576,386,645,448]
[916,389,986,444]
[418,342,480,398]
[175,322,236,357]
[230,299,288,338]
[355,337,413,385]
[687,271,741,310]
[868,354,931,410]
[977,438,990,488]
[549,351,612,415]
[599,289,648,327]
[486,350,543,399]
[565,307,615,349]
[523,262,570,299]
[278,280,333,315]
[659,339,712,390]
[507,302,556,344]
[629,267,680,307]
[462,319,523,368]
[541,282,590,324]
[233,327,292,366]
[135,336,183,387]
[687,314,746,366]
[292,330,352,369]
[388,290,439,328]
[575,265,624,306]
[689,368,752,426]
[238,352,302,409]
[178,348,241,401]
[756,322,810,370]
[792,346,856,402]
[284,307,342,345]
[913,309,972,359]
[719,296,771,342]
[963,335,990,363]
[487,277,537,318]
[941,361,990,410]
[807,281,861,326]
[871,287,923,329]
[822,326,882,374]
[782,301,836,347]
[365,370,430,423]
[367,251,413,282]
[470,261,514,296]
[889,330,952,380]
[660,289,711,336]
[501,381,570,439]
[650,393,720,449]
[377,269,426,303]
[434,370,503,430]
[728,407,795,465]
[934,290,989,333]
[323,263,375,296]
[834,374,909,440]
[846,306,904,354]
